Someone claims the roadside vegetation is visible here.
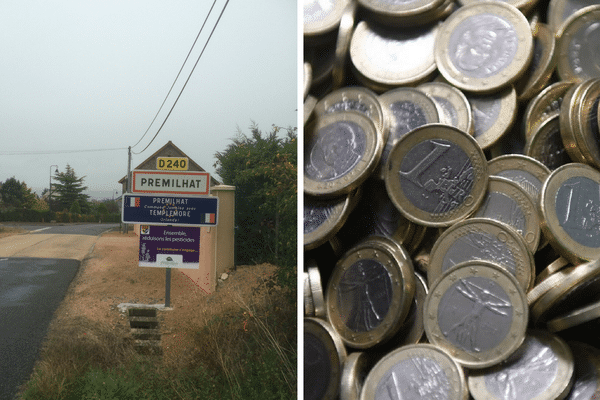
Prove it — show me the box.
[0,225,27,238]
[16,123,298,399]
[0,167,120,223]
[214,123,297,291]
[18,272,296,400]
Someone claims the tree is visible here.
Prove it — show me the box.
[52,165,90,214]
[96,203,109,215]
[70,200,81,214]
[214,123,297,290]
[0,177,36,209]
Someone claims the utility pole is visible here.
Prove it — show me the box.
[124,147,132,233]
[49,165,58,214]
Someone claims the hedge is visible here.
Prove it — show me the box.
[0,210,121,223]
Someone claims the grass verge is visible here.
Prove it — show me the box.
[18,272,296,399]
[0,225,27,238]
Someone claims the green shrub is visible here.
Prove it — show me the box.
[0,209,54,222]
[70,201,81,215]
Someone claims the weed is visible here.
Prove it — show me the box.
[17,269,297,400]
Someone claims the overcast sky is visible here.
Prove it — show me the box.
[0,1,297,200]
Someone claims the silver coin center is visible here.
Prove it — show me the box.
[570,21,600,76]
[484,335,558,400]
[431,95,459,128]
[474,192,527,237]
[399,139,474,215]
[495,170,542,200]
[380,100,433,171]
[305,120,366,182]
[304,202,333,234]
[449,14,518,79]
[469,95,502,137]
[304,0,335,23]
[556,175,600,248]
[304,332,332,400]
[442,231,517,276]
[337,259,394,333]
[375,357,451,400]
[438,276,513,353]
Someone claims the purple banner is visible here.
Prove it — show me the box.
[138,225,200,269]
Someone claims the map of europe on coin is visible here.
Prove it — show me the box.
[400,139,474,214]
[385,125,487,226]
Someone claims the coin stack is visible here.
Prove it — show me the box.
[303,0,600,398]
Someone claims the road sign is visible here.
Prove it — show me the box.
[122,194,218,226]
[157,157,189,171]
[139,225,200,269]
[132,170,210,195]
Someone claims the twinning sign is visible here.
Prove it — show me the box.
[122,194,218,226]
[121,169,218,270]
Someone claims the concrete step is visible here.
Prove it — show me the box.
[128,308,162,355]
[129,316,159,330]
[133,339,162,355]
[131,328,161,341]
[128,308,157,318]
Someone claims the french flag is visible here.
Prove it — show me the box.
[130,197,140,207]
[205,213,215,224]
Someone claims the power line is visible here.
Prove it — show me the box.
[0,147,127,156]
[131,0,220,149]
[133,0,230,155]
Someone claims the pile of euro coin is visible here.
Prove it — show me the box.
[303,0,600,398]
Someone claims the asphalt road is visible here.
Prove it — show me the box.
[2,222,119,236]
[0,223,117,399]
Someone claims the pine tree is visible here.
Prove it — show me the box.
[0,177,36,209]
[52,165,90,213]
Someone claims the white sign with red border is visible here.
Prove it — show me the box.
[132,170,210,195]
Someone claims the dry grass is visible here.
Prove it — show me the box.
[0,225,26,239]
[16,229,296,399]
[21,316,138,397]
[152,268,297,398]
[18,269,296,399]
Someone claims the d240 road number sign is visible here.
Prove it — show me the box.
[157,157,188,170]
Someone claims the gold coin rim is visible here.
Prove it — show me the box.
[304,111,383,198]
[468,330,575,400]
[523,81,574,140]
[515,23,557,102]
[424,260,528,369]
[325,242,415,349]
[304,192,354,251]
[359,343,468,400]
[540,163,600,263]
[417,81,474,136]
[474,176,541,253]
[556,5,600,83]
[467,86,517,150]
[303,0,350,37]
[304,317,348,399]
[428,217,534,292]
[384,124,488,227]
[350,21,439,87]
[435,2,533,93]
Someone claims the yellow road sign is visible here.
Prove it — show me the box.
[157,157,188,170]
